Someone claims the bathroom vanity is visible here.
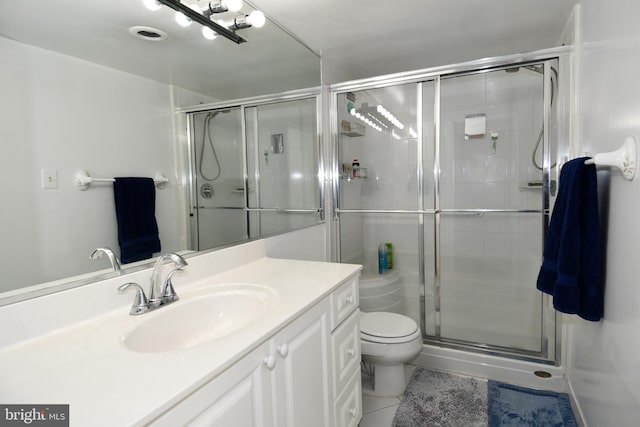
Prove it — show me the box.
[0,241,362,426]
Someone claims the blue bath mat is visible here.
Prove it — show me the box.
[488,380,577,427]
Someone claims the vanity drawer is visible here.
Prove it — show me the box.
[333,369,362,427]
[331,309,360,396]
[330,275,359,330]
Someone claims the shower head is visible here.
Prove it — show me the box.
[504,65,544,74]
[207,109,232,119]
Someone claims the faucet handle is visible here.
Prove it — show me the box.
[162,268,183,305]
[118,282,150,315]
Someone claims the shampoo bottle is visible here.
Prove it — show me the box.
[378,244,388,274]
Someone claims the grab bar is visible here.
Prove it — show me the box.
[335,208,541,215]
[244,207,322,214]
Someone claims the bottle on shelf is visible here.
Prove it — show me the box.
[385,243,393,269]
[352,159,360,178]
[378,244,388,274]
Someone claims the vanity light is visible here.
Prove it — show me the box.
[376,105,405,130]
[203,0,243,16]
[228,10,266,30]
[350,107,382,132]
[202,26,218,40]
[153,0,267,44]
[175,11,192,26]
[143,0,162,11]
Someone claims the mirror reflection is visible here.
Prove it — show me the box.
[0,0,320,299]
[187,96,322,251]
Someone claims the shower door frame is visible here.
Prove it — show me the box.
[331,47,571,364]
[180,87,324,251]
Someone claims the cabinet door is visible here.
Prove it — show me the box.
[151,342,272,427]
[271,299,331,427]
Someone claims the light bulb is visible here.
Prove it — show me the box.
[202,26,217,40]
[143,0,162,11]
[223,0,243,12]
[175,3,200,27]
[175,12,192,26]
[350,108,356,116]
[247,10,266,28]
[376,105,384,114]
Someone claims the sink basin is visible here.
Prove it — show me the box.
[116,284,276,353]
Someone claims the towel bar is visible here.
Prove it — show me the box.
[584,136,636,180]
[75,170,169,191]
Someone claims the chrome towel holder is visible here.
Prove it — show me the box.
[75,170,169,191]
[584,136,637,181]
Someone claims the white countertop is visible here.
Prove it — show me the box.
[0,255,361,426]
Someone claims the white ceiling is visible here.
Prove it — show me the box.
[251,0,579,82]
[0,0,320,100]
[0,0,579,98]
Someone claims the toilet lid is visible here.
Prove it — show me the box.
[360,312,418,339]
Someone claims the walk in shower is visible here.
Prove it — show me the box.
[333,53,567,363]
[185,93,322,252]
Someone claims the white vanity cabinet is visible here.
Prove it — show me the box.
[269,299,331,427]
[329,275,362,427]
[150,274,361,427]
[150,340,273,427]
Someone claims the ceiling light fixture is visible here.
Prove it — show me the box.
[153,0,267,44]
[203,0,243,16]
[144,0,162,11]
[228,10,266,30]
[202,26,218,40]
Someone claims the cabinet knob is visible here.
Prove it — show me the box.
[349,407,357,417]
[276,343,289,358]
[345,294,355,305]
[263,354,276,370]
[347,347,356,358]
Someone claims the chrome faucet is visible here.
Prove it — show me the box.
[148,253,188,306]
[90,247,121,272]
[118,252,188,315]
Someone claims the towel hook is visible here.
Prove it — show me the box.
[584,136,636,181]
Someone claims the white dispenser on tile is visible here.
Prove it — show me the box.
[464,114,486,140]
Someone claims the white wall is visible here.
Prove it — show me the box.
[265,224,326,262]
[0,37,191,292]
[566,1,640,426]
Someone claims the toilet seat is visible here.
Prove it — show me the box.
[360,312,421,344]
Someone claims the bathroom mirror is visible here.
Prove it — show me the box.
[0,0,321,303]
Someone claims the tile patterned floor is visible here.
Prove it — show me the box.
[359,365,416,427]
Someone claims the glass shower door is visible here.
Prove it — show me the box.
[433,66,549,353]
[245,97,321,237]
[191,107,247,251]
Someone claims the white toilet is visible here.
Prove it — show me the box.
[360,311,422,396]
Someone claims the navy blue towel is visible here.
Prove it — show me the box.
[537,157,602,321]
[113,177,161,264]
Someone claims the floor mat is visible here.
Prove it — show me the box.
[392,368,488,427]
[487,380,577,427]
